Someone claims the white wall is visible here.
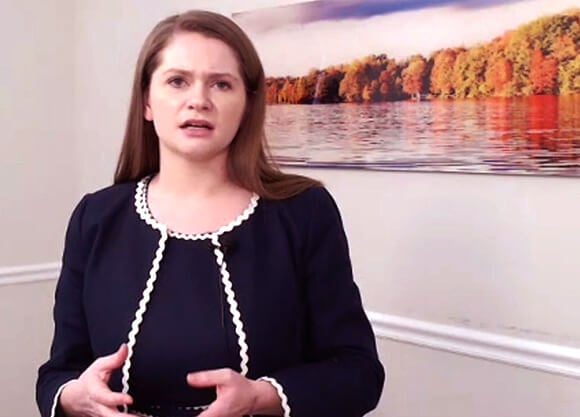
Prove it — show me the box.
[0,0,76,266]
[0,281,57,414]
[304,168,580,346]
[0,0,76,415]
[2,0,579,416]
[375,339,580,417]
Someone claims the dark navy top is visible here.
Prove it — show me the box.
[36,176,385,417]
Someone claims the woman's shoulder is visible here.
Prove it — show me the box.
[274,184,338,210]
[60,181,140,251]
[85,180,137,205]
[71,180,139,226]
[263,184,342,227]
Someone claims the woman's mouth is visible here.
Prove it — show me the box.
[180,119,215,131]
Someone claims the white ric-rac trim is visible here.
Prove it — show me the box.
[134,175,259,240]
[49,379,76,417]
[121,177,256,407]
[211,234,249,375]
[121,227,168,411]
[258,376,292,417]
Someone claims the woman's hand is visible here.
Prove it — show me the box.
[187,369,282,417]
[59,344,134,417]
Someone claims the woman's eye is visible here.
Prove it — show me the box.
[168,77,186,88]
[214,80,231,90]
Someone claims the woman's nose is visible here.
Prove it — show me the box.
[186,83,212,111]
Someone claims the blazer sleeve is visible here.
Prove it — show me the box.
[259,188,385,417]
[36,195,95,417]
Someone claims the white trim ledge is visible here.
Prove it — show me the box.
[0,262,60,286]
[368,311,580,379]
[3,263,580,379]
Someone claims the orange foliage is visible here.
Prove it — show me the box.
[530,50,559,94]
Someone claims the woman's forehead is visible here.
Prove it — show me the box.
[157,32,241,74]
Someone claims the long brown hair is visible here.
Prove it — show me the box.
[114,10,321,199]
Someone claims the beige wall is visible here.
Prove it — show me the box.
[298,168,580,346]
[372,338,580,417]
[0,0,76,266]
[0,281,56,413]
[0,0,76,413]
[1,0,579,415]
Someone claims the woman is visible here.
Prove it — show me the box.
[36,10,385,417]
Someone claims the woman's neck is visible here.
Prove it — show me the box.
[153,152,235,199]
[146,152,253,235]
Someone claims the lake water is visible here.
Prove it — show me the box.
[265,95,580,176]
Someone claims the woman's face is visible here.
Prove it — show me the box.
[145,32,247,165]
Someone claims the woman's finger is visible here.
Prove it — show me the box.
[187,368,236,387]
[93,388,133,408]
[97,403,125,417]
[92,344,129,380]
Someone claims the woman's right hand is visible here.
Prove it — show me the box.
[59,344,135,417]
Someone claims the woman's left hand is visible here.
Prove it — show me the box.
[187,369,282,417]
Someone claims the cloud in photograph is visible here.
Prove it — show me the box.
[234,0,578,77]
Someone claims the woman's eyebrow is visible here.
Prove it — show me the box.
[162,68,240,80]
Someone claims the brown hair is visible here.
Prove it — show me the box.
[114,10,321,199]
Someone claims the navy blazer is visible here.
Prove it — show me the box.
[36,176,385,417]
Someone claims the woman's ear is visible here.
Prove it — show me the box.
[144,106,153,121]
[144,88,153,121]
[144,98,153,121]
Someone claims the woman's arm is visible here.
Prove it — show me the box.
[257,187,385,417]
[36,196,95,417]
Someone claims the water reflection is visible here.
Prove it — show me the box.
[265,95,580,176]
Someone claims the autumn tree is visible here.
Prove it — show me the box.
[559,55,580,94]
[277,78,296,104]
[339,60,369,103]
[484,56,513,96]
[402,55,427,99]
[453,47,487,98]
[503,29,532,95]
[530,49,559,94]
[429,48,462,97]
[360,80,378,102]
[290,69,320,104]
[265,79,281,104]
[313,69,343,103]
[378,59,401,101]
[551,13,580,94]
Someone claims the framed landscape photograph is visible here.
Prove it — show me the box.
[233,0,580,176]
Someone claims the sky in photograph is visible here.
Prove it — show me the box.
[233,0,579,77]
